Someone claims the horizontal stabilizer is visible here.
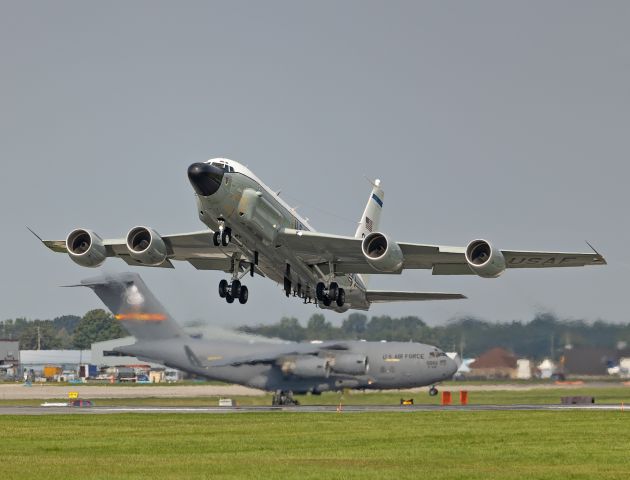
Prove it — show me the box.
[366,290,466,303]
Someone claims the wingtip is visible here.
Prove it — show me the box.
[586,241,607,265]
[27,227,44,242]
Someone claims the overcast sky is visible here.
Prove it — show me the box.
[1,1,628,328]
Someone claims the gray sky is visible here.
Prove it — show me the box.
[1,1,628,327]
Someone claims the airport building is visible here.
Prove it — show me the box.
[0,340,20,379]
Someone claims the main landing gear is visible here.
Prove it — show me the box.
[218,279,249,304]
[272,390,299,406]
[316,281,346,308]
[429,386,439,396]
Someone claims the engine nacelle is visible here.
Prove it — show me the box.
[330,354,369,375]
[465,239,506,278]
[282,357,330,378]
[66,229,107,268]
[361,232,404,273]
[126,226,168,266]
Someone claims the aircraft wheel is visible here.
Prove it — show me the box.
[213,231,221,246]
[322,296,332,307]
[316,282,326,301]
[328,282,339,301]
[231,279,241,297]
[225,293,235,304]
[336,288,346,307]
[218,279,229,298]
[429,386,438,396]
[238,285,249,304]
[221,228,231,246]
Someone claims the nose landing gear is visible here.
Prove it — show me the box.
[316,282,346,307]
[429,386,439,397]
[212,227,231,247]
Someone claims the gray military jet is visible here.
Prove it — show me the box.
[74,272,459,404]
[38,158,605,312]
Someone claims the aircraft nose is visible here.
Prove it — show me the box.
[446,357,459,377]
[187,163,224,196]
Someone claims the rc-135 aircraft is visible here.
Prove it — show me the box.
[38,158,606,312]
[76,272,460,404]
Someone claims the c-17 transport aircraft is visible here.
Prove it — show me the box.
[37,158,606,312]
[74,272,460,404]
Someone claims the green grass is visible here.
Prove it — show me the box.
[0,411,629,479]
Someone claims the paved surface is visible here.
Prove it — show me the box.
[0,384,265,400]
[0,404,627,415]
[1,382,624,400]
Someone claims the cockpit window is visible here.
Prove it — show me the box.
[211,162,232,173]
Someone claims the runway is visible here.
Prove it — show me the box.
[0,403,627,415]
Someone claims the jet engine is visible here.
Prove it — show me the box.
[282,357,330,378]
[66,229,107,268]
[330,354,368,375]
[126,227,168,266]
[465,239,506,278]
[361,232,403,273]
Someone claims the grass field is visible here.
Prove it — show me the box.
[1,411,629,479]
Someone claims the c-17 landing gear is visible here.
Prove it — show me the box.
[429,386,438,396]
[272,390,299,406]
[218,279,248,304]
[316,282,346,307]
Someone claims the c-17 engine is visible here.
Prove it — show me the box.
[281,357,331,378]
[330,354,368,375]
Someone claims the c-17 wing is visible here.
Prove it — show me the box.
[203,342,350,368]
[33,229,239,272]
[276,229,606,276]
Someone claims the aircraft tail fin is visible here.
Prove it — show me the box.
[74,272,184,341]
[354,179,384,239]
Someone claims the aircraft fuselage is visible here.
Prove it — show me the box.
[190,159,366,311]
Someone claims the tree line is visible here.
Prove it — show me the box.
[3,310,630,360]
[0,310,126,350]
[238,313,630,360]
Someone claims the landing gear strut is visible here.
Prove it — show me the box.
[316,281,345,307]
[272,390,299,406]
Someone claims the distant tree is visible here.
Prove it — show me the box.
[72,309,126,349]
[306,314,333,340]
[19,322,62,350]
[341,313,368,337]
[52,315,82,334]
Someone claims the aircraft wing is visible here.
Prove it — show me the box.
[366,291,467,302]
[277,229,606,275]
[206,342,350,368]
[36,229,238,272]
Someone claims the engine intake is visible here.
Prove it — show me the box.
[465,239,506,278]
[66,229,107,268]
[282,357,330,378]
[126,227,168,266]
[361,232,403,273]
[330,354,369,375]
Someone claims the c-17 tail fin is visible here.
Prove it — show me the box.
[71,272,184,341]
